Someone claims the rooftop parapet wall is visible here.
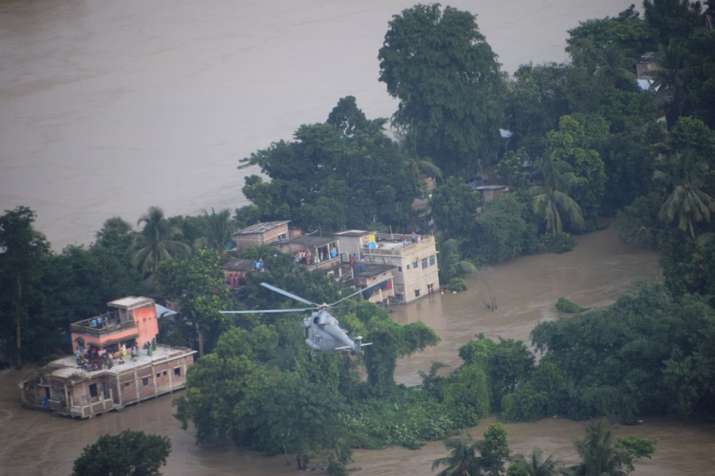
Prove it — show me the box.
[362,233,436,257]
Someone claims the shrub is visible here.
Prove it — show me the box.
[539,231,575,253]
[555,297,587,313]
[447,277,467,292]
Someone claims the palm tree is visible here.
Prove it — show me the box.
[509,449,563,476]
[571,420,631,476]
[532,156,584,235]
[132,206,190,278]
[653,41,690,128]
[658,152,715,238]
[432,434,482,476]
[201,208,233,254]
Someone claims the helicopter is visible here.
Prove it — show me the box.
[220,281,383,353]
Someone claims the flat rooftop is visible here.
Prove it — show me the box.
[233,220,289,236]
[47,345,195,380]
[275,235,337,248]
[334,229,371,237]
[109,296,154,309]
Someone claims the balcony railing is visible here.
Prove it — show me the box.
[70,318,136,337]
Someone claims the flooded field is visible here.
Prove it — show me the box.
[2,229,714,476]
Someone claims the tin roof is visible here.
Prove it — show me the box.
[233,220,290,236]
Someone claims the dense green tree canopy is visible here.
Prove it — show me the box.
[157,248,229,355]
[72,431,171,476]
[240,97,419,232]
[0,207,49,366]
[379,3,505,175]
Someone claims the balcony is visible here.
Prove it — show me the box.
[70,316,136,337]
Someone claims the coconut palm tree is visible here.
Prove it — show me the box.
[658,151,715,238]
[532,155,584,235]
[508,449,563,476]
[432,435,482,476]
[200,208,233,254]
[570,420,642,476]
[132,206,190,278]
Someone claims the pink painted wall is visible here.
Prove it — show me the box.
[71,326,139,352]
[132,304,158,348]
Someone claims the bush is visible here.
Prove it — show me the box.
[443,363,491,426]
[538,231,575,253]
[72,431,171,476]
[457,260,478,275]
[555,297,587,313]
[614,192,664,248]
[447,277,467,292]
[472,195,536,264]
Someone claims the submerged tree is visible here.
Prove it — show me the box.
[240,97,419,232]
[570,420,655,476]
[507,449,563,476]
[72,431,171,476]
[379,3,505,175]
[432,424,510,476]
[531,153,584,235]
[0,206,49,367]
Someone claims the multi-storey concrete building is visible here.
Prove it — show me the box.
[336,231,439,303]
[20,297,195,419]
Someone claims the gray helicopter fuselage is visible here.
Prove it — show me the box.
[304,309,356,352]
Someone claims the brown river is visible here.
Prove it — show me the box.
[2,229,715,475]
[1,0,639,249]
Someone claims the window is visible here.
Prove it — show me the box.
[89,383,98,398]
[142,377,149,386]
[421,258,428,269]
[414,289,421,298]
[123,382,131,387]
[412,260,418,268]
[174,367,182,377]
[163,371,168,376]
[397,266,402,272]
[156,373,161,378]
[427,283,434,294]
[429,255,436,266]
[406,264,410,270]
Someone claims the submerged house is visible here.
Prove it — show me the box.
[20,297,195,419]
[335,230,439,304]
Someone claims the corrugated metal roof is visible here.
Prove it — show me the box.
[233,220,290,236]
[155,303,178,318]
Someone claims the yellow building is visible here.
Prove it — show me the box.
[338,231,439,303]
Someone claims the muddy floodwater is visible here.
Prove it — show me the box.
[0,0,636,249]
[2,228,715,476]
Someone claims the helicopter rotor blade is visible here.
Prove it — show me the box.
[328,279,388,307]
[220,307,317,315]
[260,282,318,306]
